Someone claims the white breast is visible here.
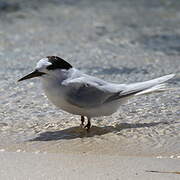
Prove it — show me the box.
[41,76,85,115]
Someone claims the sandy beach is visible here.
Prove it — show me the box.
[0,0,180,179]
[0,152,180,180]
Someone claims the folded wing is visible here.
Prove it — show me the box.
[62,74,175,108]
[62,77,117,108]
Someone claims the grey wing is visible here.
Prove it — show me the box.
[62,74,175,108]
[62,77,119,108]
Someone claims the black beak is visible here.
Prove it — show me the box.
[18,70,46,82]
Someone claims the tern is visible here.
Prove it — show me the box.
[18,56,175,130]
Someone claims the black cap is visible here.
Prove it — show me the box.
[46,56,72,70]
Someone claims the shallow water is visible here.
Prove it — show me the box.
[1,90,179,157]
[0,0,180,157]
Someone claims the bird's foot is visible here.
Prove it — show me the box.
[84,120,91,131]
[80,116,91,131]
[80,116,85,128]
[80,123,85,128]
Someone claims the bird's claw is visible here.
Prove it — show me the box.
[84,123,91,131]
[80,123,85,128]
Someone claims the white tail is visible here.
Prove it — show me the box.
[122,74,175,96]
[135,83,167,95]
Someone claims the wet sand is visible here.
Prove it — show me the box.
[0,152,180,180]
[0,0,180,179]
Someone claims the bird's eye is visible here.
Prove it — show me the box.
[46,65,55,70]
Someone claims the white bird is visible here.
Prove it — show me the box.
[18,56,175,130]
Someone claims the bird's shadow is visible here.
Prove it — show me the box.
[30,121,174,141]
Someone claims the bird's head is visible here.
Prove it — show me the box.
[18,56,72,82]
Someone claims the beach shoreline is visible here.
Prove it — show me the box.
[0,151,179,180]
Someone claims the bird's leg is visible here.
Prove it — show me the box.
[80,116,85,128]
[84,117,91,131]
